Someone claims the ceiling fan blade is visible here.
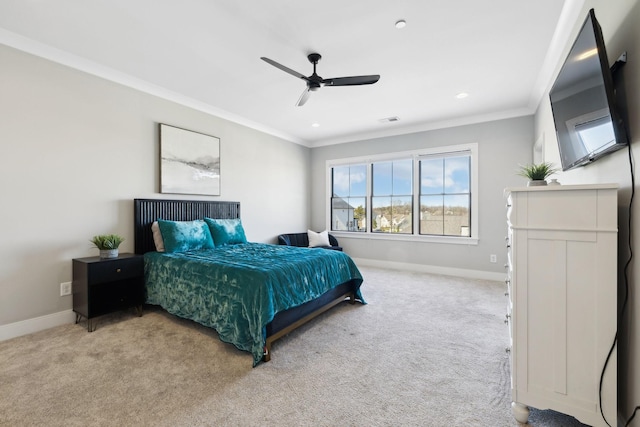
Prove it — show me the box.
[296,88,311,106]
[261,57,309,81]
[323,75,380,86]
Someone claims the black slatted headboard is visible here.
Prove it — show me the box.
[134,198,241,254]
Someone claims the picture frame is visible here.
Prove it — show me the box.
[160,124,220,196]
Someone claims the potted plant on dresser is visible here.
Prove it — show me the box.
[90,234,125,259]
[517,162,557,186]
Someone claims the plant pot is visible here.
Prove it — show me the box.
[100,249,119,259]
[527,180,547,187]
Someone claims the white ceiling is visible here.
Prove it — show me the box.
[0,0,584,147]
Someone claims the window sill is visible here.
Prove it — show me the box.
[330,231,479,246]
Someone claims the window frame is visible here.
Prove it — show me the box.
[326,143,479,245]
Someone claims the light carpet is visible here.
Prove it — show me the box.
[0,266,587,426]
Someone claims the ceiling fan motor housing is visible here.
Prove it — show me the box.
[260,52,379,105]
[308,53,323,90]
[308,78,322,90]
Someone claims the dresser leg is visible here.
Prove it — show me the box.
[512,402,529,424]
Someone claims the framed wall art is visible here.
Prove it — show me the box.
[160,124,220,196]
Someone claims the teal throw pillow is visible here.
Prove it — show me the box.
[156,219,215,253]
[204,218,247,246]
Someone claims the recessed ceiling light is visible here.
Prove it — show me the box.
[379,116,400,123]
[311,123,320,128]
[456,92,469,99]
[395,19,406,29]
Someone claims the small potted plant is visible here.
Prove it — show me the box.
[91,234,125,259]
[517,162,557,186]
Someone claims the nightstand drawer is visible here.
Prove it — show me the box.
[87,256,143,285]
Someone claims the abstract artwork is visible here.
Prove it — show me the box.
[160,124,220,196]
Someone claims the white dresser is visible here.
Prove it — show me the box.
[504,184,618,427]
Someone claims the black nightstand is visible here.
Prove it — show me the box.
[72,253,144,332]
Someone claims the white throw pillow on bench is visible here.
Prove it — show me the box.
[307,230,330,248]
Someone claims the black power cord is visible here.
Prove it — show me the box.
[600,333,617,426]
[622,142,637,426]
[628,407,640,427]
[599,142,636,427]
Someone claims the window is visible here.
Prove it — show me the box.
[327,143,478,243]
[331,164,367,232]
[372,159,413,234]
[419,154,471,237]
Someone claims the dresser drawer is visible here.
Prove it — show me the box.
[506,194,513,226]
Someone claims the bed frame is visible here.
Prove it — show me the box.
[133,198,358,362]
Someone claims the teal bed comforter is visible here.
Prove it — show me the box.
[144,242,364,366]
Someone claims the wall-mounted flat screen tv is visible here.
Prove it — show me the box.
[549,9,628,171]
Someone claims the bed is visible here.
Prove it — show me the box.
[133,198,365,366]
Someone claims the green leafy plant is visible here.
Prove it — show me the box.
[90,234,125,250]
[517,162,557,181]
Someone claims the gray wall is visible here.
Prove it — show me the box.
[534,0,640,423]
[0,44,310,327]
[310,116,534,275]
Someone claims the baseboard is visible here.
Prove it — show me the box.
[0,262,502,342]
[352,258,505,282]
[0,310,76,341]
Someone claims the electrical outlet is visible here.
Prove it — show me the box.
[60,281,72,296]
[490,254,497,263]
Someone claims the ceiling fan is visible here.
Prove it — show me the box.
[260,53,380,106]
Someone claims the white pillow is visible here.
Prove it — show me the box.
[308,230,330,248]
[151,221,165,252]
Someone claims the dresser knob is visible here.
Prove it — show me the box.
[504,292,509,297]
[116,268,121,273]
[506,347,511,353]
